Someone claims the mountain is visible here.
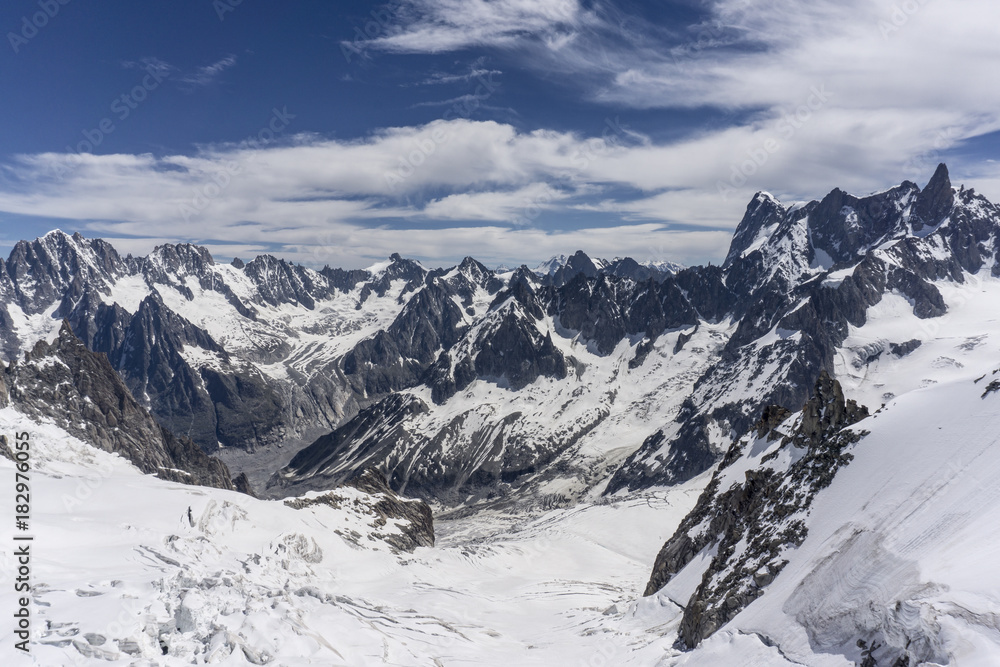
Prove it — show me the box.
[2,163,995,511]
[275,163,1000,508]
[3,320,237,490]
[6,163,1000,664]
[0,234,434,458]
[533,250,679,286]
[608,162,999,493]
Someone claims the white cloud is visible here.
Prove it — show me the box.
[366,0,590,53]
[422,183,570,222]
[361,0,1000,205]
[0,109,985,269]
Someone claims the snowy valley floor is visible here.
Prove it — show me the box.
[0,412,719,666]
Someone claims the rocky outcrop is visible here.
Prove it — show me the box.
[268,394,430,495]
[231,472,257,497]
[284,468,433,552]
[5,321,236,491]
[644,373,869,649]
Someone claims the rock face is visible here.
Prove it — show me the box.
[283,469,434,553]
[268,393,430,496]
[607,163,1000,494]
[4,321,236,491]
[644,372,869,649]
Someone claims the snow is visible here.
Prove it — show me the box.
[101,274,151,313]
[708,373,1000,665]
[834,270,1000,407]
[146,269,413,382]
[810,246,834,271]
[0,405,719,666]
[4,302,61,360]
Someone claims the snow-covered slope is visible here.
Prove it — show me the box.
[11,362,999,666]
[648,364,1000,666]
[0,403,715,666]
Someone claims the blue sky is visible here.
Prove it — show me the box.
[0,0,998,269]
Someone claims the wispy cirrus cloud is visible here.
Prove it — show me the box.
[364,0,591,53]
[361,0,1000,202]
[121,54,239,92]
[179,55,238,90]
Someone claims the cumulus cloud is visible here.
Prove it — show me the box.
[0,111,986,270]
[361,0,1000,199]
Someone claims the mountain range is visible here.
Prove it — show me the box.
[4,163,1000,664]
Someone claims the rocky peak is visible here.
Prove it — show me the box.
[543,250,603,287]
[382,253,427,284]
[724,192,786,267]
[489,277,545,320]
[147,243,215,275]
[446,256,503,296]
[5,230,124,314]
[243,254,325,309]
[912,162,955,230]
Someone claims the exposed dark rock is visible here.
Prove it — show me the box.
[673,329,695,354]
[981,379,1000,398]
[644,373,870,650]
[344,468,435,550]
[889,339,921,357]
[268,393,430,493]
[473,310,567,390]
[231,472,257,497]
[628,338,655,369]
[911,163,954,231]
[5,321,235,490]
[343,281,467,396]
